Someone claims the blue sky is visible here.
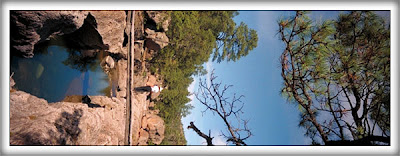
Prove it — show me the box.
[181,10,389,145]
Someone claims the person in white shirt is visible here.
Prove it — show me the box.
[147,85,163,101]
[151,85,163,93]
[135,84,163,93]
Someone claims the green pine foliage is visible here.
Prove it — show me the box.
[279,11,390,145]
[150,11,258,145]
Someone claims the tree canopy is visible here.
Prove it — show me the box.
[150,11,258,145]
[278,11,390,145]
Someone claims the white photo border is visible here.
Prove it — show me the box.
[1,0,398,155]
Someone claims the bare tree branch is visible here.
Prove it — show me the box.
[191,69,252,146]
[187,122,213,146]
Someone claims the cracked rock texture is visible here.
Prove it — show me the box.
[10,91,126,145]
[11,11,88,58]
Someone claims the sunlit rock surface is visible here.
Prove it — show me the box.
[10,92,125,145]
[145,11,171,32]
[89,11,126,56]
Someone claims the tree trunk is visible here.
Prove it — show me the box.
[187,122,213,146]
[325,136,390,146]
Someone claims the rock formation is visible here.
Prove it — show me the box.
[11,11,88,58]
[145,111,165,144]
[129,11,170,145]
[10,91,125,145]
[137,110,165,145]
[100,55,115,74]
[144,28,169,52]
[88,11,126,55]
[145,11,171,32]
[9,10,169,146]
[11,11,126,58]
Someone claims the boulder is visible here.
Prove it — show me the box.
[89,11,126,55]
[146,114,165,145]
[100,56,115,73]
[145,75,157,86]
[141,115,148,129]
[11,11,126,58]
[144,28,169,52]
[137,129,149,145]
[10,11,88,58]
[145,11,170,32]
[10,91,125,145]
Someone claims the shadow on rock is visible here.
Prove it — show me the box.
[10,108,84,145]
[54,109,83,145]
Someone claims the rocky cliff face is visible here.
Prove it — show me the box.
[11,11,126,58]
[9,10,170,146]
[10,91,125,145]
[89,11,126,55]
[129,11,170,146]
[11,11,88,58]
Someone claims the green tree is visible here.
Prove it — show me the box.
[213,22,258,63]
[199,11,258,63]
[152,11,259,77]
[150,11,258,145]
[278,11,390,145]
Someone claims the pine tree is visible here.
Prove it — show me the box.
[278,11,390,145]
